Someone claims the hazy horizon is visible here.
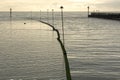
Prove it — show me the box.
[0,0,120,12]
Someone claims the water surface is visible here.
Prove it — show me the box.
[0,20,66,80]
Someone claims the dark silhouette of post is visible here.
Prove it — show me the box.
[10,8,12,20]
[40,10,41,21]
[60,6,72,80]
[60,6,65,46]
[87,6,90,17]
[52,9,54,26]
[30,11,32,20]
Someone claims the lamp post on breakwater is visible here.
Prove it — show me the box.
[87,6,90,17]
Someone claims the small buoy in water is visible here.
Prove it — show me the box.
[24,23,26,24]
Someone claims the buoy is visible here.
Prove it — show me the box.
[24,23,26,24]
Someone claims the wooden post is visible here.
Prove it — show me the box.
[52,9,54,26]
[10,8,12,20]
[47,9,49,23]
[31,11,32,20]
[40,10,41,21]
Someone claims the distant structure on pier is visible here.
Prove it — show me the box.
[87,6,90,17]
[87,6,120,20]
[88,12,120,20]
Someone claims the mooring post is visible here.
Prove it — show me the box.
[52,9,54,27]
[87,6,90,17]
[60,6,65,46]
[31,11,33,20]
[40,10,41,21]
[47,9,49,23]
[10,8,12,20]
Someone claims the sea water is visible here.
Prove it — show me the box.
[0,12,66,80]
[0,12,120,80]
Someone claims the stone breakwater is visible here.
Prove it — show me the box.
[89,12,120,20]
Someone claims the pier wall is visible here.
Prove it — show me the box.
[88,12,120,20]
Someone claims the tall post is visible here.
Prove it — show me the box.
[87,6,90,17]
[52,9,54,26]
[60,6,71,80]
[31,11,32,20]
[10,8,12,20]
[40,10,41,21]
[47,9,49,23]
[60,6,65,46]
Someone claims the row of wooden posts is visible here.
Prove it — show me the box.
[9,6,72,80]
[9,6,65,46]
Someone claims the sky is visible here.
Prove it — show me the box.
[0,0,120,11]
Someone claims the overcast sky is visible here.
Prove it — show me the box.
[0,0,120,11]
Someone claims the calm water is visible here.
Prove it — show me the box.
[0,12,120,80]
[0,14,66,80]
